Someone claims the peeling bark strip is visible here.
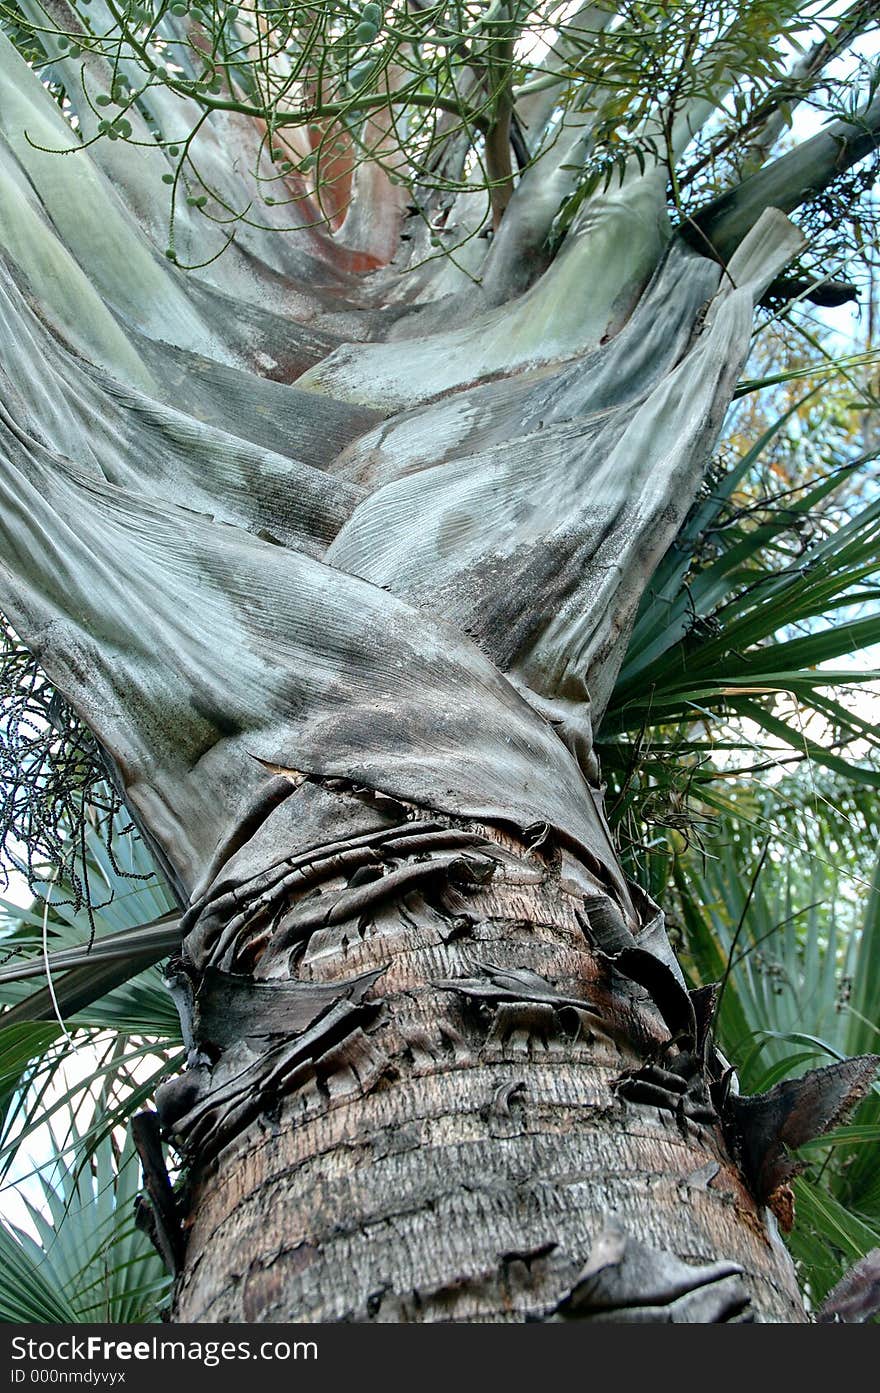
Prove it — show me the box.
[132,1110,184,1274]
[193,964,387,1049]
[725,1056,880,1227]
[552,1226,752,1322]
[165,806,809,1323]
[817,1248,880,1323]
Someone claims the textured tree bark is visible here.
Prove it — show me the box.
[163,797,807,1324]
[3,19,877,1325]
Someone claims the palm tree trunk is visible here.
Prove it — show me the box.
[161,804,806,1323]
[2,6,880,1326]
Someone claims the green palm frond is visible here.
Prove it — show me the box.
[0,812,181,1033]
[0,1124,170,1323]
[0,817,181,1323]
[1,1031,182,1184]
[602,381,880,895]
[607,464,880,775]
[675,818,880,1308]
[0,1217,79,1323]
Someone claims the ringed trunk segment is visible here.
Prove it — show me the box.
[160,799,807,1324]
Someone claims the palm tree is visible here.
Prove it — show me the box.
[1,0,879,1322]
